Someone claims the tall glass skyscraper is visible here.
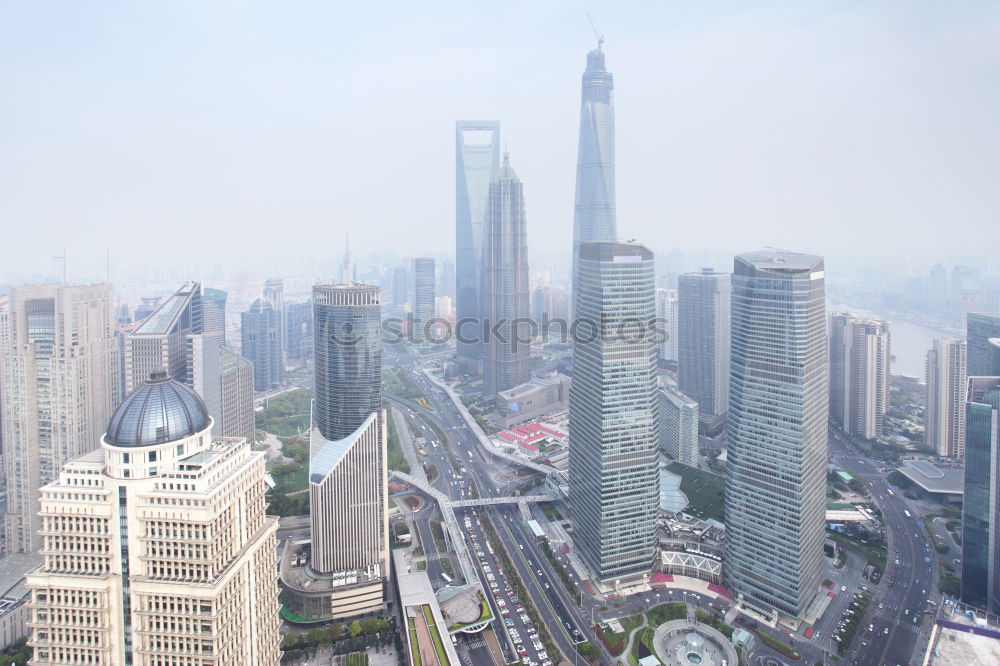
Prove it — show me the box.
[241,297,282,391]
[725,250,828,618]
[571,46,617,301]
[678,269,731,428]
[312,284,382,441]
[968,313,1000,376]
[456,121,501,367]
[481,154,531,398]
[961,376,1000,613]
[413,257,436,343]
[569,241,659,585]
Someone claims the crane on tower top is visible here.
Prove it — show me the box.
[586,12,604,50]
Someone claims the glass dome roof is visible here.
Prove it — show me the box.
[105,370,210,447]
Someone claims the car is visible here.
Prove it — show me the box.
[537,570,543,576]
[841,585,847,592]
[883,627,889,635]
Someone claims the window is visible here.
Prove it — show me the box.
[149,451,157,462]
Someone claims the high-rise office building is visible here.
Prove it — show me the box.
[203,287,227,336]
[312,284,382,440]
[1,283,119,554]
[220,346,256,443]
[725,250,827,618]
[241,297,282,391]
[659,386,699,466]
[571,45,617,302]
[829,313,890,440]
[456,120,501,367]
[123,281,223,429]
[284,300,314,361]
[299,284,388,618]
[392,266,409,307]
[569,241,659,585]
[413,257,436,343]
[678,269,731,427]
[264,278,285,370]
[968,313,1000,376]
[926,338,967,458]
[961,376,1000,613]
[26,371,281,665]
[656,289,678,363]
[481,154,531,398]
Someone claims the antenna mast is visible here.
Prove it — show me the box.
[586,12,604,50]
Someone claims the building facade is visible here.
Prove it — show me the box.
[725,250,828,619]
[961,376,1000,613]
[412,257,436,343]
[312,284,382,441]
[25,372,281,665]
[656,289,678,364]
[241,297,282,391]
[456,120,501,367]
[926,338,967,458]
[968,313,1000,377]
[659,386,699,466]
[123,281,222,429]
[829,313,890,440]
[220,347,256,443]
[677,269,731,427]
[1,283,119,554]
[569,241,659,586]
[571,45,617,303]
[264,278,285,370]
[481,154,531,398]
[284,300,314,362]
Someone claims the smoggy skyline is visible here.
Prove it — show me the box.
[2,1,998,281]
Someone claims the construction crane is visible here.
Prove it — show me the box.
[586,12,604,50]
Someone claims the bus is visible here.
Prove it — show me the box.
[441,573,453,584]
[904,510,912,519]
[886,489,895,496]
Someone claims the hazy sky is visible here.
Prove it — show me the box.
[2,1,998,281]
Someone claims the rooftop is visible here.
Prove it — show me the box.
[132,281,198,336]
[105,371,210,447]
[897,459,965,494]
[736,249,823,272]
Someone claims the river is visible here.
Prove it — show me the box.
[827,300,960,379]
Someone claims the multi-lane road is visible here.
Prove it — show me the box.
[829,428,936,666]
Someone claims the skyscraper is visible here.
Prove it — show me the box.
[659,386,699,466]
[655,288,678,363]
[392,266,409,307]
[220,346,256,443]
[241,297,282,391]
[961,376,1000,613]
[571,45,617,301]
[413,257,436,343]
[312,284,382,440]
[569,241,659,586]
[202,286,227,337]
[264,278,285,370]
[926,338,967,457]
[725,250,827,618]
[678,269,731,428]
[829,313,890,440]
[968,313,1000,376]
[1,283,119,554]
[481,154,531,398]
[284,300,314,361]
[26,371,282,664]
[456,120,501,368]
[301,284,388,617]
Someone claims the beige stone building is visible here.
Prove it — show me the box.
[1,283,120,554]
[25,371,281,665]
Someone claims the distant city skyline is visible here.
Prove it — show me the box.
[2,2,997,279]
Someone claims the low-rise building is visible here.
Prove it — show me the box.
[494,374,570,428]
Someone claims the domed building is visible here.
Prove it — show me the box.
[25,371,282,665]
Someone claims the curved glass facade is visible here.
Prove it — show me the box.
[312,284,382,441]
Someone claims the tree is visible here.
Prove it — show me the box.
[577,642,600,659]
[349,620,363,637]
